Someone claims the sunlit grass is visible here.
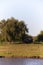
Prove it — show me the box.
[0,43,42,58]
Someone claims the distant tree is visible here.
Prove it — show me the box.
[35,31,43,42]
[37,34,43,42]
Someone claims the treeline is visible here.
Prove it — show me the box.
[0,17,43,44]
[34,31,43,43]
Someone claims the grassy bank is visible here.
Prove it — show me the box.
[0,43,43,58]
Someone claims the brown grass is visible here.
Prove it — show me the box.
[0,43,43,58]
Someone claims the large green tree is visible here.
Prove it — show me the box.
[2,17,28,42]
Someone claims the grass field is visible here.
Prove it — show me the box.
[0,43,43,58]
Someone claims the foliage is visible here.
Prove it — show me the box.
[22,34,33,43]
[34,31,43,42]
[37,34,43,42]
[0,17,34,43]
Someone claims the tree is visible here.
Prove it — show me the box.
[37,34,43,42]
[35,31,43,42]
[0,17,34,43]
[2,17,28,42]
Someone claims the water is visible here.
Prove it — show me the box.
[0,58,43,65]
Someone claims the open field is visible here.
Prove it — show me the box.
[0,43,43,58]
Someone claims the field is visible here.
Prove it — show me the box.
[0,43,43,58]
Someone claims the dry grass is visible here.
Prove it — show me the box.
[0,43,43,58]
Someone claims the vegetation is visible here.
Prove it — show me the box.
[0,17,43,44]
[34,31,43,43]
[22,34,33,43]
[0,17,43,58]
[0,17,33,43]
[0,43,42,58]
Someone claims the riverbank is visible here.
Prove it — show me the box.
[0,43,43,59]
[0,56,43,59]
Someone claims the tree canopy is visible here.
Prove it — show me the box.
[0,17,33,43]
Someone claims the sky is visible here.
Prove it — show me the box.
[0,0,43,36]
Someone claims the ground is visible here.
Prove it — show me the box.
[0,43,43,58]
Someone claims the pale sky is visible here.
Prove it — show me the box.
[0,0,43,36]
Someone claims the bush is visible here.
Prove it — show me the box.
[37,34,43,42]
[22,34,33,43]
